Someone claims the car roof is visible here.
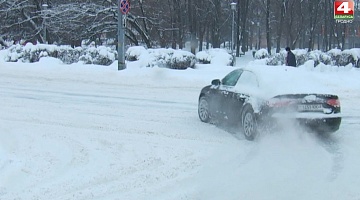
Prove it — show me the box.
[237,65,334,97]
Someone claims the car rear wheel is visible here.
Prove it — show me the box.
[198,96,211,123]
[241,107,257,141]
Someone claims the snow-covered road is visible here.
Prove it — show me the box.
[1,60,360,200]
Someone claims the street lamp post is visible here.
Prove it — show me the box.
[257,22,260,49]
[42,3,48,44]
[230,2,237,65]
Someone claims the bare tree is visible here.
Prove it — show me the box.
[275,0,285,53]
[306,0,322,51]
[238,0,250,54]
[188,0,197,53]
[1,0,359,51]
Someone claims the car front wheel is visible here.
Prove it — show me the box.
[241,106,257,141]
[198,96,211,123]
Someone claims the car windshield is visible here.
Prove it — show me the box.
[221,69,242,86]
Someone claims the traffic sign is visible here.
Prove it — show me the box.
[119,0,130,15]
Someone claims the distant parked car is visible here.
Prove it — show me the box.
[198,65,341,140]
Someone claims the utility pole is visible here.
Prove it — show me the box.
[118,0,129,70]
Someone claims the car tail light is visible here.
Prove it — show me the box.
[327,99,340,107]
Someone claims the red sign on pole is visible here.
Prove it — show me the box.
[119,0,130,15]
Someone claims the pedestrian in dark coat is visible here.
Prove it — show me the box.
[285,47,296,67]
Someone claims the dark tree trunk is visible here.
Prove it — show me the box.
[206,27,210,49]
[276,0,285,53]
[341,24,347,50]
[236,0,241,56]
[211,0,221,48]
[188,0,197,54]
[323,0,329,51]
[240,0,250,53]
[266,0,271,55]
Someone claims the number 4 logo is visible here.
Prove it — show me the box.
[337,2,352,13]
[334,0,354,19]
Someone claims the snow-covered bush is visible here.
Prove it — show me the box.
[337,49,360,67]
[96,46,116,65]
[325,49,360,67]
[57,46,82,64]
[125,46,147,61]
[149,48,196,69]
[167,50,196,69]
[5,44,55,63]
[318,51,332,65]
[126,47,196,70]
[264,49,306,66]
[327,49,342,66]
[79,46,115,66]
[5,44,23,62]
[4,44,116,66]
[295,50,331,67]
[196,48,233,66]
[336,52,355,67]
[78,54,92,64]
[292,49,307,66]
[263,48,358,68]
[254,48,269,59]
[23,44,41,62]
[265,52,285,66]
[147,48,174,68]
[196,51,211,64]
[309,50,331,65]
[0,38,10,49]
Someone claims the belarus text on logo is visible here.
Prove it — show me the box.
[334,0,354,21]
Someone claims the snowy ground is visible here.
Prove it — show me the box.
[1,50,360,200]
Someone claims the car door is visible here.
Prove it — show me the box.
[213,69,243,117]
[225,70,259,120]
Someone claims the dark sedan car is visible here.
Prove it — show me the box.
[198,65,342,140]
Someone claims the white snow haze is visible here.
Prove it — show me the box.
[1,47,360,200]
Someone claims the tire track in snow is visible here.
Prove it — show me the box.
[315,134,344,181]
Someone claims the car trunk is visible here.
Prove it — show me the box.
[265,94,341,117]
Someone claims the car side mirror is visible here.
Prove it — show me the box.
[211,79,221,86]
